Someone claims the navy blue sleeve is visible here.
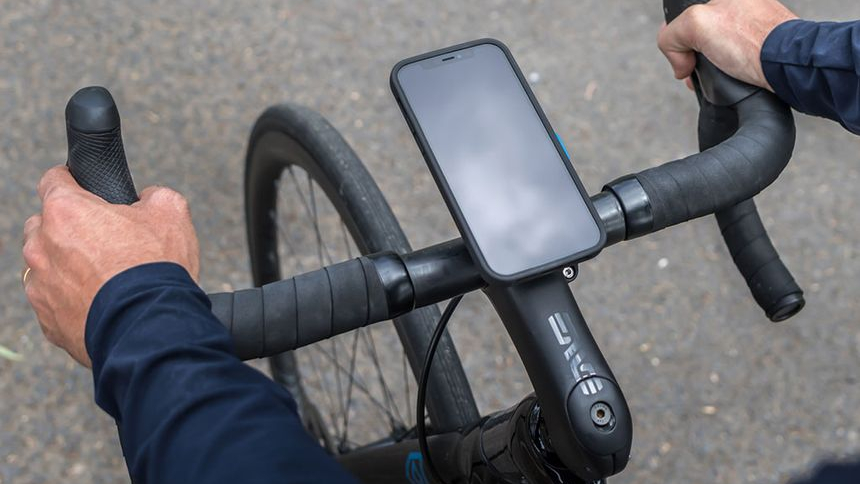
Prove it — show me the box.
[85,262,358,484]
[787,461,860,484]
[761,19,860,134]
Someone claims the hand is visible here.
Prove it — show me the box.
[658,0,798,90]
[22,166,200,367]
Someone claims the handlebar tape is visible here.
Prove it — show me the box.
[65,86,139,205]
[716,199,804,321]
[634,90,795,231]
[209,256,391,360]
[697,101,804,321]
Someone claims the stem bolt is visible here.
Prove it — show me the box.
[590,402,613,427]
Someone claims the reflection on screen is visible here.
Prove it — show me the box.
[397,43,601,277]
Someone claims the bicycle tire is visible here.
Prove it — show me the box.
[244,103,480,451]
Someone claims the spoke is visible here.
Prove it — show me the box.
[403,354,412,427]
[310,345,401,427]
[275,218,307,274]
[340,221,354,259]
[339,330,362,448]
[286,166,336,265]
[304,348,342,438]
[336,216,361,445]
[361,329,406,427]
[328,338,346,438]
[275,177,307,274]
[308,173,326,266]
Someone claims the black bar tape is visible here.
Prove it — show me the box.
[698,101,805,321]
[262,277,297,356]
[716,200,804,321]
[635,90,795,231]
[231,288,264,358]
[328,258,370,338]
[294,268,333,348]
[209,257,392,360]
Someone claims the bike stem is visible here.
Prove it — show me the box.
[368,245,634,480]
[484,273,632,481]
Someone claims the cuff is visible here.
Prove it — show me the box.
[85,262,204,370]
[761,19,814,103]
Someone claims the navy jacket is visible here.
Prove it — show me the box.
[762,19,860,134]
[86,263,358,484]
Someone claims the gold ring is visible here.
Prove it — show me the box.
[21,266,31,287]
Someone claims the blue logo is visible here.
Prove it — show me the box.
[405,451,429,484]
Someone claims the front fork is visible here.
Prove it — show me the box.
[484,272,632,481]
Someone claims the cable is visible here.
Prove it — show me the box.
[416,294,463,484]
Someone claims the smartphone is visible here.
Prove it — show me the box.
[391,39,605,283]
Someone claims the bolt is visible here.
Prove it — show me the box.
[562,266,577,280]
[590,402,613,427]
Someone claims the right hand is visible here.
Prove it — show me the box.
[657,0,798,90]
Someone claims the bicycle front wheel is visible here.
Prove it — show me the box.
[244,104,479,453]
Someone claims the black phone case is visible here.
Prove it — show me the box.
[390,38,606,284]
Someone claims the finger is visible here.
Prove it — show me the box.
[661,50,697,79]
[657,21,699,79]
[23,214,42,241]
[22,234,45,274]
[659,4,707,47]
[22,215,42,257]
[22,214,43,265]
[36,165,79,201]
[685,77,695,91]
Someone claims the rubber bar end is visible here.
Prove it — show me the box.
[65,86,120,134]
[767,292,805,322]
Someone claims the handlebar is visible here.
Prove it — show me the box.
[63,76,803,360]
[64,0,804,356]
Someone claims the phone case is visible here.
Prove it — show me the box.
[390,38,606,284]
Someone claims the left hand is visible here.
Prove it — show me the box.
[22,165,201,367]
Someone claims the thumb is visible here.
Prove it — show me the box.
[137,185,164,203]
[136,186,188,213]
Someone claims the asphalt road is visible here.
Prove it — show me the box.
[2,1,860,483]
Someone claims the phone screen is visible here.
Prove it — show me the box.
[395,42,602,279]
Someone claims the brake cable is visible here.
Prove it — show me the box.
[416,294,463,484]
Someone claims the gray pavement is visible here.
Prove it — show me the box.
[2,1,860,483]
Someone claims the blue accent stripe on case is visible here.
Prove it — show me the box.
[555,132,571,159]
